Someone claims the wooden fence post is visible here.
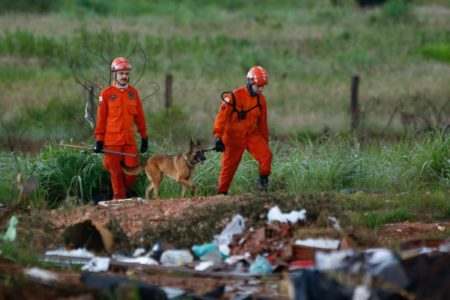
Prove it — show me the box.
[350,75,360,131]
[88,85,95,105]
[165,74,173,109]
[85,85,96,128]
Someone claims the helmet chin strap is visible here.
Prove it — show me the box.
[114,81,129,89]
[246,81,259,97]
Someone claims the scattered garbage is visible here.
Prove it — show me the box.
[81,257,111,272]
[214,214,245,246]
[0,215,18,242]
[160,249,194,267]
[267,205,306,224]
[37,205,450,299]
[24,267,59,283]
[192,242,219,258]
[249,255,273,275]
[45,247,96,259]
[113,254,159,266]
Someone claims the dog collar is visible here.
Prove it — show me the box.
[184,154,194,167]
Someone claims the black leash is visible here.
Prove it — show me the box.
[203,147,217,152]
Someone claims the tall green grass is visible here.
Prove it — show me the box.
[0,132,447,207]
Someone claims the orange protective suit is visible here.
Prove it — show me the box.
[213,85,272,193]
[94,85,147,199]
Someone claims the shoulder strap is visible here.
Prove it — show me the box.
[221,91,238,112]
[220,91,261,113]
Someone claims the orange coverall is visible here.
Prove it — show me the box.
[213,86,272,193]
[94,85,147,199]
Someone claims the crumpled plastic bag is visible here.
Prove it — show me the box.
[249,255,273,275]
[160,250,193,267]
[214,214,245,246]
[267,206,306,224]
[81,257,110,272]
[0,215,18,242]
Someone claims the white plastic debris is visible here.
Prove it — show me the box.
[364,248,395,265]
[267,206,306,224]
[162,287,186,299]
[219,244,231,256]
[225,255,246,265]
[295,238,341,250]
[132,248,146,257]
[81,257,110,272]
[195,260,214,271]
[214,214,245,246]
[328,216,341,230]
[24,267,58,283]
[315,250,355,271]
[114,256,159,265]
[0,215,18,242]
[353,284,371,300]
[160,250,193,267]
[45,248,96,258]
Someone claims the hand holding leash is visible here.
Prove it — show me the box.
[215,137,225,152]
[140,138,148,153]
[94,141,104,153]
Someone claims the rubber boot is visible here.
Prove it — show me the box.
[258,175,269,192]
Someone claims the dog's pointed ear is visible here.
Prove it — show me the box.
[196,139,201,146]
[190,139,195,149]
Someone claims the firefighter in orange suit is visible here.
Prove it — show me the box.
[213,66,272,195]
[94,57,148,200]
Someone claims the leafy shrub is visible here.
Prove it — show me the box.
[421,43,450,64]
[32,145,108,208]
[381,0,412,20]
[0,0,54,13]
[410,132,450,187]
[0,30,63,63]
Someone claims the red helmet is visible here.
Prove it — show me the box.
[246,66,269,85]
[111,57,132,72]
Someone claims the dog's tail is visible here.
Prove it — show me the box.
[121,162,145,175]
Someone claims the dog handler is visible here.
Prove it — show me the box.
[94,57,148,200]
[213,66,273,194]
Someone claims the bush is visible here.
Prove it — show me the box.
[0,0,54,13]
[381,0,412,20]
[32,145,108,208]
[421,43,450,64]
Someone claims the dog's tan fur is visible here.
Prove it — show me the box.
[122,140,205,200]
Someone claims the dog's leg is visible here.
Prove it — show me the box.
[153,183,159,200]
[177,178,196,197]
[148,167,162,200]
[145,182,154,200]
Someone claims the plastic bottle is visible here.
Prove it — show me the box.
[160,250,193,267]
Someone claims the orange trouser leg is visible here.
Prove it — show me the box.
[122,145,139,189]
[247,134,272,176]
[104,145,139,199]
[218,139,245,193]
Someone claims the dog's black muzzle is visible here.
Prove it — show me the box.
[195,151,207,164]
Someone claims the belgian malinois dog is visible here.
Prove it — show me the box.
[121,140,206,200]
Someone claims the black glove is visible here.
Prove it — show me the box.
[94,141,104,153]
[215,137,225,152]
[140,138,148,153]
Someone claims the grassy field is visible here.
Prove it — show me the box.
[0,0,448,150]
